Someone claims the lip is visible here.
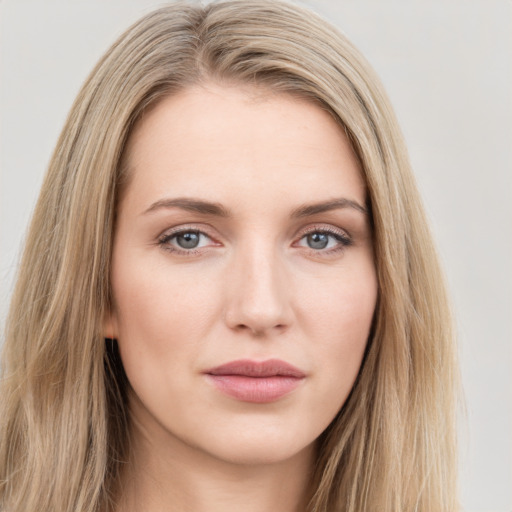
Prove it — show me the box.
[204,359,306,403]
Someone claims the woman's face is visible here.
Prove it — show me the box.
[106,83,377,466]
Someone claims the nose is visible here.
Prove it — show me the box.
[224,241,293,337]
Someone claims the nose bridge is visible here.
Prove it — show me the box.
[225,235,291,334]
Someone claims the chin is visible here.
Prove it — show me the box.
[188,423,319,467]
[211,442,315,467]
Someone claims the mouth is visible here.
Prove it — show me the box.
[204,359,306,403]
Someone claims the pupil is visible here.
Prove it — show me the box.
[177,232,200,249]
[307,232,328,249]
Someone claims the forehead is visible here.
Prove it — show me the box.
[120,83,366,214]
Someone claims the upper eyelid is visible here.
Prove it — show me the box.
[300,225,345,234]
[296,223,351,239]
[159,223,216,239]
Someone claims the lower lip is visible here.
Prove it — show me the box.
[206,375,304,403]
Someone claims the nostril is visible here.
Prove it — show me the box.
[235,323,264,336]
[233,322,287,337]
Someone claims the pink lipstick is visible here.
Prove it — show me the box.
[204,359,306,403]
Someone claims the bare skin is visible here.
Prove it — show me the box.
[107,83,377,512]
[116,403,315,511]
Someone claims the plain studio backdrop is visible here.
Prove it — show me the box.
[0,1,510,510]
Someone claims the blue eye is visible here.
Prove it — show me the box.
[306,232,330,249]
[175,231,201,249]
[159,229,213,252]
[297,229,351,251]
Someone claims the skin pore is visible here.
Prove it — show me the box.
[105,83,377,512]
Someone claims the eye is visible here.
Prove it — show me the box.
[173,231,202,249]
[296,228,352,252]
[304,232,331,250]
[158,228,217,253]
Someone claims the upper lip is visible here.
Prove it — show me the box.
[205,359,306,378]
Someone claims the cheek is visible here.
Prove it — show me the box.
[301,258,377,335]
[110,256,221,373]
[299,260,377,385]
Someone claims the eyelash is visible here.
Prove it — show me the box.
[157,224,352,257]
[158,225,218,256]
[296,225,353,255]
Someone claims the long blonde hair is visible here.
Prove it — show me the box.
[0,1,459,511]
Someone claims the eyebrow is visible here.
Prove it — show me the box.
[142,197,230,217]
[142,196,368,218]
[291,198,368,217]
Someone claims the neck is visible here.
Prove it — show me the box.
[115,406,315,512]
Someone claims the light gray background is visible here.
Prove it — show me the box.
[1,1,511,510]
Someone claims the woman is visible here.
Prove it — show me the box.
[0,1,459,511]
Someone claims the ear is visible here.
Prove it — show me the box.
[103,307,119,340]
